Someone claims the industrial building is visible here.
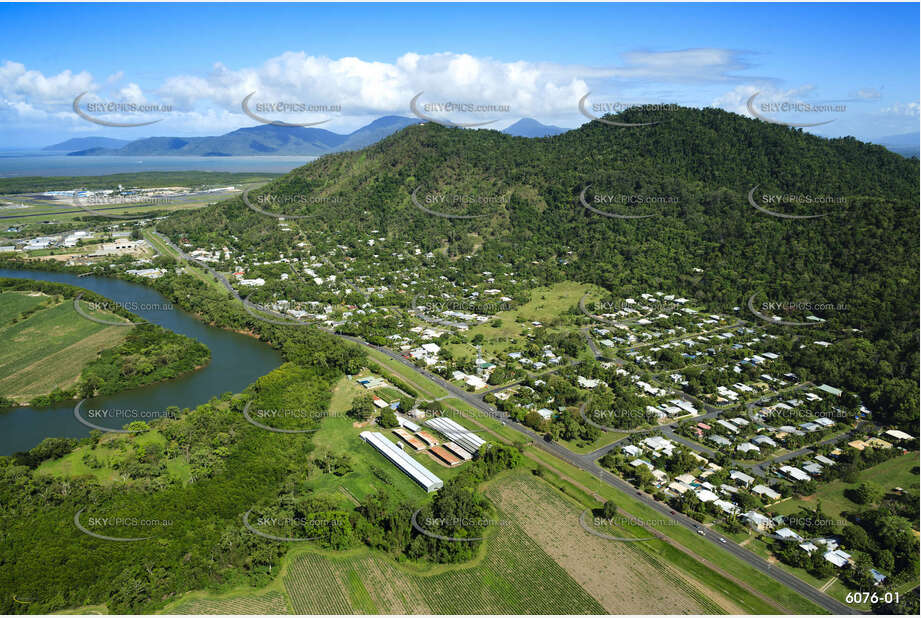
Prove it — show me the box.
[360,431,443,492]
[425,417,485,457]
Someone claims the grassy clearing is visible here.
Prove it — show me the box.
[488,471,725,614]
[773,452,919,520]
[522,447,824,614]
[556,428,626,454]
[36,429,193,485]
[0,293,129,401]
[167,590,288,615]
[282,518,603,614]
[363,348,448,399]
[447,281,595,362]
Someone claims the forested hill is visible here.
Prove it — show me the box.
[160,105,919,429]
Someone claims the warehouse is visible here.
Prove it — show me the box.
[392,428,426,451]
[425,417,485,456]
[415,430,440,447]
[429,445,461,467]
[443,441,473,461]
[360,431,443,492]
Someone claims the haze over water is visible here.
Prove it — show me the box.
[0,152,315,177]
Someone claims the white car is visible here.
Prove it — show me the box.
[719,537,727,543]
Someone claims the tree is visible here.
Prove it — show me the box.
[378,407,399,428]
[348,393,375,421]
[847,482,883,505]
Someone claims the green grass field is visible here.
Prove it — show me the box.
[444,281,596,363]
[772,452,919,520]
[168,590,288,615]
[0,291,130,402]
[282,518,604,614]
[36,429,193,484]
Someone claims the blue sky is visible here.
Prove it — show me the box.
[0,2,918,146]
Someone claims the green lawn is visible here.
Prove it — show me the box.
[0,294,129,401]
[36,429,193,485]
[773,452,919,520]
[557,429,627,454]
[302,415,463,508]
[364,348,448,399]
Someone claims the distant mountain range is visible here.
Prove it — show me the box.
[870,132,920,158]
[42,136,132,152]
[44,116,575,157]
[502,118,568,138]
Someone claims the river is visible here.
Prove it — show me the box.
[0,268,282,455]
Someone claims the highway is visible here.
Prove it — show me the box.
[164,233,858,615]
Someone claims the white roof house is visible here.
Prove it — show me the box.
[743,511,774,530]
[776,527,804,542]
[577,376,601,388]
[622,444,643,457]
[642,436,675,453]
[779,465,811,482]
[736,442,760,454]
[752,484,781,501]
[752,435,778,447]
[714,499,740,515]
[824,549,852,568]
[695,488,719,503]
[884,429,915,441]
[709,434,732,447]
[730,470,755,486]
[799,542,819,554]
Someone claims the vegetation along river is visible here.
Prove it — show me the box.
[0,268,282,455]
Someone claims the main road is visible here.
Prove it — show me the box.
[164,234,856,615]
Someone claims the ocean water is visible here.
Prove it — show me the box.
[0,151,316,177]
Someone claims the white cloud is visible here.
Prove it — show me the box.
[880,102,919,116]
[0,60,94,103]
[712,84,819,117]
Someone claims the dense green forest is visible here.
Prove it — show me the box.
[0,271,519,613]
[0,361,520,614]
[158,107,919,431]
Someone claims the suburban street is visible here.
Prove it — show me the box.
[166,236,858,615]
